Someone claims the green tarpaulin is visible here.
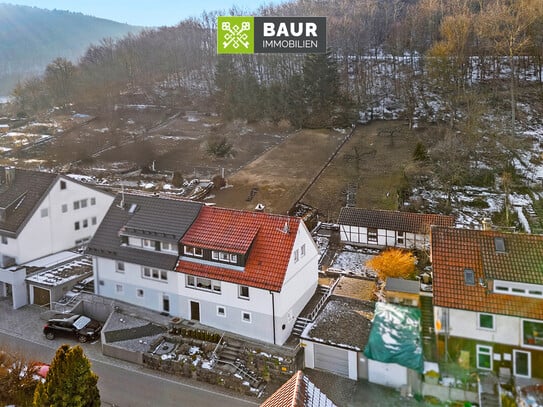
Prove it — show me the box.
[364,302,424,373]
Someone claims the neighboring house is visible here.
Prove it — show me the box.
[385,277,420,307]
[338,207,454,250]
[260,370,337,407]
[431,226,543,379]
[87,194,203,316]
[175,206,319,346]
[0,167,114,308]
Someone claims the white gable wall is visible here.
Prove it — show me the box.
[12,178,113,264]
[437,306,522,346]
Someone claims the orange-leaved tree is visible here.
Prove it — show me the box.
[365,248,416,280]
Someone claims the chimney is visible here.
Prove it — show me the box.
[482,218,492,231]
[0,166,15,186]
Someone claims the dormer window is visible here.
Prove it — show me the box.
[184,246,203,257]
[464,268,475,285]
[494,237,506,253]
[211,250,238,264]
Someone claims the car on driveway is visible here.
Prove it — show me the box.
[43,314,102,343]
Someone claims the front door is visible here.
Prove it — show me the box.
[190,301,200,321]
[513,350,531,377]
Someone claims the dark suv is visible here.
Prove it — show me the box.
[43,314,102,343]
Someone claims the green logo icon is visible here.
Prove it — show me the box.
[217,16,254,54]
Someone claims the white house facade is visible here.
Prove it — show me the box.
[0,167,114,308]
[174,206,319,346]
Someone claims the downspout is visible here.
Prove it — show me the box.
[270,291,276,345]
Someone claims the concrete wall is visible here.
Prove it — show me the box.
[422,382,478,404]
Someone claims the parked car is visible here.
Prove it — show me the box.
[43,314,102,343]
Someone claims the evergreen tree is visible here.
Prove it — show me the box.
[33,345,100,407]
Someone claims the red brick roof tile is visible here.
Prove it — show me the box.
[260,370,337,407]
[176,206,300,292]
[431,227,543,320]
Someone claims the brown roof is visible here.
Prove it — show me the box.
[338,207,454,234]
[431,227,543,320]
[260,371,336,407]
[176,206,300,292]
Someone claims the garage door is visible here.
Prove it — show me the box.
[33,286,50,306]
[314,343,349,378]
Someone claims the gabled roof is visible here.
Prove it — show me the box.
[176,206,300,292]
[260,370,337,407]
[338,207,454,234]
[0,167,57,236]
[431,227,543,320]
[87,194,202,270]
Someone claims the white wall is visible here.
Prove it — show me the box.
[368,359,408,388]
[10,177,113,264]
[340,224,427,249]
[439,307,521,346]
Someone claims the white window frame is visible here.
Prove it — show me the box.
[91,216,97,225]
[90,197,96,205]
[293,249,299,263]
[477,313,495,331]
[74,221,80,231]
[161,241,177,253]
[81,199,88,208]
[116,261,125,273]
[242,311,251,323]
[211,251,219,260]
[301,244,306,257]
[513,349,531,378]
[83,219,88,228]
[73,201,80,210]
[522,319,543,349]
[184,246,203,257]
[217,306,226,317]
[476,344,493,370]
[239,285,249,299]
[186,275,221,293]
[143,239,155,250]
[367,228,378,243]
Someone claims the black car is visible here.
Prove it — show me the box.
[43,314,102,343]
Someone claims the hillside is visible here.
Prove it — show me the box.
[0,3,140,95]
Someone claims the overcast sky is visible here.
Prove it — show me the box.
[3,1,285,26]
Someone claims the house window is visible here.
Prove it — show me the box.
[478,313,495,330]
[397,231,404,244]
[476,345,493,370]
[143,239,154,249]
[73,201,80,210]
[90,197,96,205]
[217,306,226,317]
[115,284,124,294]
[1,236,7,245]
[301,244,306,257]
[239,285,249,299]
[293,249,299,263]
[83,219,88,228]
[186,276,221,293]
[219,252,229,262]
[494,237,506,252]
[116,261,125,273]
[212,251,219,260]
[464,268,475,285]
[41,208,48,218]
[61,204,68,213]
[242,312,251,323]
[60,180,66,190]
[184,246,203,257]
[367,228,378,243]
[523,320,543,348]
[161,242,176,253]
[514,350,531,377]
[91,216,97,225]
[74,221,80,231]
[137,289,144,298]
[81,199,88,208]
[162,295,170,313]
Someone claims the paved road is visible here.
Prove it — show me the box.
[0,300,258,407]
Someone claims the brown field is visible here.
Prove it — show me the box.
[212,121,419,220]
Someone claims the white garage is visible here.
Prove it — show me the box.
[313,343,350,378]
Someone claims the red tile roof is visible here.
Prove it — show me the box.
[260,370,336,407]
[176,206,300,292]
[431,227,543,320]
[339,207,454,234]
